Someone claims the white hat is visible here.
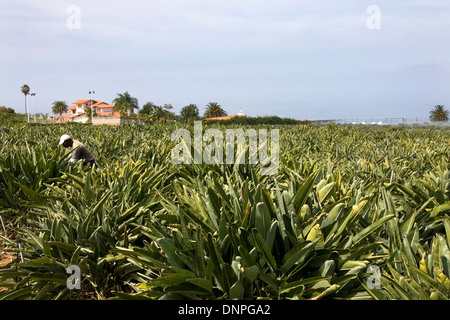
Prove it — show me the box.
[59,134,71,145]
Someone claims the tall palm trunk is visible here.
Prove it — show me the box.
[24,95,28,121]
[21,84,30,123]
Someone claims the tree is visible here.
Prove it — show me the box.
[85,106,97,120]
[0,106,15,114]
[34,112,49,122]
[21,84,30,122]
[429,105,449,122]
[113,91,139,117]
[138,101,176,123]
[0,106,21,124]
[203,102,227,118]
[180,104,199,122]
[153,105,175,123]
[139,102,157,116]
[52,101,68,117]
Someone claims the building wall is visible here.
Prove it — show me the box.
[97,107,114,112]
[92,117,140,125]
[73,114,88,123]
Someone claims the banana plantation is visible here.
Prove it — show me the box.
[0,122,449,300]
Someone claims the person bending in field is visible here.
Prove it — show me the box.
[59,134,96,168]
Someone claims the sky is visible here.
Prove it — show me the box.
[1,0,450,122]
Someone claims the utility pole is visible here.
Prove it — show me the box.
[31,93,36,122]
[89,91,95,123]
[26,93,30,123]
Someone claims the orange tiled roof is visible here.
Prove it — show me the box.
[72,99,91,104]
[68,105,77,110]
[73,112,88,118]
[204,115,238,121]
[72,99,106,105]
[60,113,75,118]
[91,101,108,108]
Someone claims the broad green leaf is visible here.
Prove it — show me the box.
[306,224,324,250]
[430,201,450,218]
[206,233,224,274]
[352,214,394,245]
[318,182,336,203]
[255,202,271,240]
[280,241,315,275]
[18,184,47,206]
[319,260,336,277]
[321,203,345,229]
[434,267,450,292]
[292,171,318,212]
[244,265,259,282]
[444,217,450,249]
[229,280,245,299]
[158,238,184,269]
[280,276,330,294]
[252,229,277,272]
[186,278,213,293]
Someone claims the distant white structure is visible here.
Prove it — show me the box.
[348,120,384,125]
[237,109,246,117]
[203,108,247,122]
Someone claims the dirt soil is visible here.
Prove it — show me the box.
[1,226,15,268]
[0,247,13,268]
[1,229,15,292]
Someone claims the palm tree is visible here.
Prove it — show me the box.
[153,105,172,123]
[203,102,227,118]
[52,101,68,117]
[429,105,449,122]
[113,91,139,117]
[180,104,199,122]
[139,102,157,116]
[21,84,30,122]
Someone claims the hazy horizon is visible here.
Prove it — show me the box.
[1,1,449,122]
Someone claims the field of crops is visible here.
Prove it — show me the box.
[0,122,449,300]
